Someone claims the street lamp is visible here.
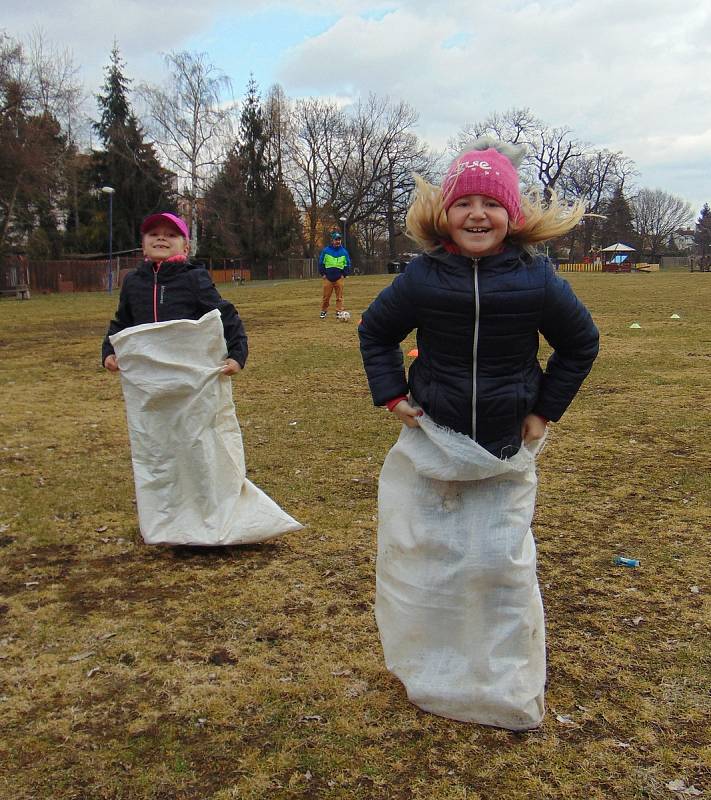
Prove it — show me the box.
[101,186,115,292]
[339,216,347,248]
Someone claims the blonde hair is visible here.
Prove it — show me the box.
[406,174,586,255]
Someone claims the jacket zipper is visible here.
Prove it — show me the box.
[471,257,480,439]
[152,264,160,322]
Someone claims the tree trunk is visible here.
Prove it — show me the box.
[0,180,21,253]
[386,175,398,260]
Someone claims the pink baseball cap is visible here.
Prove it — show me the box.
[140,212,190,239]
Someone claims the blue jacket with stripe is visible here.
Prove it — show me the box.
[318,245,352,281]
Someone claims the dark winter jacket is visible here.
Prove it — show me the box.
[101,258,248,367]
[358,246,599,459]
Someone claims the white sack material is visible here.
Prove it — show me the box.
[110,309,303,545]
[376,415,546,730]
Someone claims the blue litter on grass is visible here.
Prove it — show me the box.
[614,556,640,567]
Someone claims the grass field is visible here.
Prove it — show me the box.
[0,271,709,800]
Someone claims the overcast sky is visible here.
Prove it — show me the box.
[5,0,710,215]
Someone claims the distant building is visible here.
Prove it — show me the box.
[672,228,694,251]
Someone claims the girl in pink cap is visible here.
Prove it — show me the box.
[102,212,247,374]
[358,138,599,729]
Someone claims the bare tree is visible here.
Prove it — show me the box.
[561,149,636,206]
[454,108,586,198]
[26,30,84,138]
[452,107,540,185]
[375,130,439,258]
[285,96,347,257]
[632,188,693,261]
[26,31,87,242]
[559,149,637,258]
[0,31,82,253]
[326,95,425,256]
[531,125,587,199]
[284,94,434,260]
[452,107,539,149]
[139,51,234,254]
[336,96,416,222]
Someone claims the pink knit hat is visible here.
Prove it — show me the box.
[441,147,522,224]
[140,212,190,240]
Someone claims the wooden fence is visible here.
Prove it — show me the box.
[1,256,321,295]
[206,257,316,281]
[27,259,126,293]
[1,253,411,296]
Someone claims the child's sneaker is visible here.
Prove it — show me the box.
[320,311,327,319]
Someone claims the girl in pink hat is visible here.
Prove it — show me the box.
[358,138,599,729]
[102,212,246,374]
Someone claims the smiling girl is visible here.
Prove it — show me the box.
[358,138,599,729]
[360,137,598,454]
[102,212,246,376]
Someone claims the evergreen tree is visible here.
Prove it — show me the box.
[600,185,637,248]
[238,76,269,263]
[202,77,301,264]
[94,44,131,141]
[68,45,175,254]
[694,203,711,258]
[202,145,248,259]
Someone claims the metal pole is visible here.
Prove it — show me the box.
[101,186,115,293]
[108,191,113,293]
[340,216,347,249]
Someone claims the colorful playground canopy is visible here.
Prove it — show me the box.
[601,242,636,252]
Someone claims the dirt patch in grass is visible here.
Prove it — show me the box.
[0,274,709,799]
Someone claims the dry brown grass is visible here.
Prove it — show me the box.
[0,271,709,800]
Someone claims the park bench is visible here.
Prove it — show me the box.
[0,283,31,299]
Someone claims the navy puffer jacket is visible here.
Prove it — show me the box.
[358,246,599,459]
[101,259,248,367]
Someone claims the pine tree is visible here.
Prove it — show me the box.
[202,77,301,264]
[694,203,711,258]
[94,44,131,142]
[202,145,248,259]
[600,185,637,249]
[69,45,175,254]
[238,76,269,263]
